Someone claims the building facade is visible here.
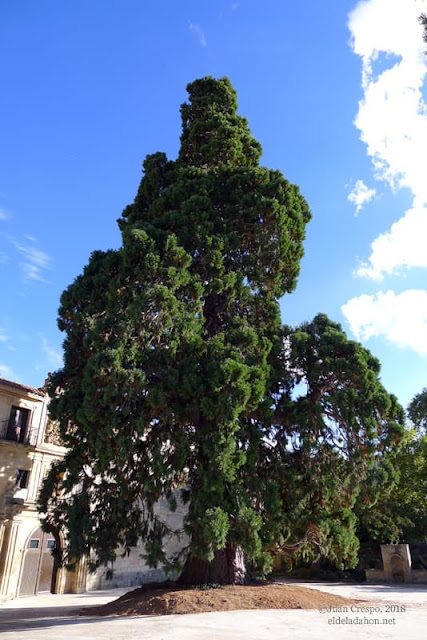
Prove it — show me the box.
[0,376,187,599]
[0,377,65,599]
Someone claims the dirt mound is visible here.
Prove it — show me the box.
[82,582,357,617]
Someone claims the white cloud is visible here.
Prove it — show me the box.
[348,179,376,214]
[0,208,10,221]
[17,244,50,269]
[1,224,51,281]
[348,0,427,278]
[13,240,51,282]
[40,335,63,369]
[20,262,47,282]
[356,207,427,278]
[342,289,427,355]
[189,22,207,47]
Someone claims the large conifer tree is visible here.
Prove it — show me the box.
[39,77,402,583]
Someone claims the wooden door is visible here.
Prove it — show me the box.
[19,527,56,596]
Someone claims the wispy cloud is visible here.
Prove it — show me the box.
[0,362,17,380]
[348,0,427,279]
[1,230,52,282]
[0,327,15,351]
[189,21,207,47]
[342,290,427,355]
[348,179,376,215]
[40,335,63,369]
[13,240,52,283]
[0,207,11,221]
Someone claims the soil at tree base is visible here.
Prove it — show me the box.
[81,582,359,617]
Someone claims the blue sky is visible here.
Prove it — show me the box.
[0,0,426,410]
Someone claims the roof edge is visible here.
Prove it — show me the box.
[0,376,46,398]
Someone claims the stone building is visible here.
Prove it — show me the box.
[0,376,64,599]
[0,376,187,599]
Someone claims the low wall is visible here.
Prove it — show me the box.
[411,570,427,584]
[365,569,386,583]
[365,568,427,584]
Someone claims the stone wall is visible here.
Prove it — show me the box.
[365,544,427,584]
[86,492,189,591]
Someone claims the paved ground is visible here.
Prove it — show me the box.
[1,581,427,639]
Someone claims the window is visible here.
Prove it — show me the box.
[6,406,30,443]
[15,469,29,489]
[46,540,55,550]
[28,539,39,549]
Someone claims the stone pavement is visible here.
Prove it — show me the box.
[273,577,427,604]
[0,581,426,639]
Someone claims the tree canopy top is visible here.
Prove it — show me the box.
[179,76,263,169]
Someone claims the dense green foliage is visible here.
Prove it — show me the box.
[385,431,427,542]
[274,315,405,568]
[397,433,427,541]
[356,434,427,545]
[39,77,404,582]
[408,388,427,433]
[356,389,427,545]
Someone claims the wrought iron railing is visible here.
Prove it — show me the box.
[0,419,39,446]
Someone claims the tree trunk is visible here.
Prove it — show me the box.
[178,545,249,585]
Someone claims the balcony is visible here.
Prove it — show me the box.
[5,487,29,506]
[0,419,38,446]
